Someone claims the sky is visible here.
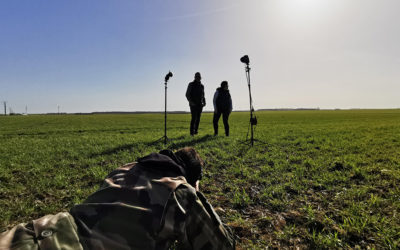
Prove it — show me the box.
[0,0,399,114]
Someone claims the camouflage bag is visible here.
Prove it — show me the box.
[0,212,83,250]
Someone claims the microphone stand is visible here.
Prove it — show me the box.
[156,72,173,145]
[163,78,168,145]
[240,58,265,147]
[244,63,256,146]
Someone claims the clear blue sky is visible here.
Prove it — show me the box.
[1,0,399,113]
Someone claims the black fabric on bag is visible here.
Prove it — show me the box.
[137,151,187,177]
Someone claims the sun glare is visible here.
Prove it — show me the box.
[282,0,330,15]
[266,0,335,26]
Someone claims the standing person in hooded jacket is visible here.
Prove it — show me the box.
[213,81,233,136]
[186,72,206,136]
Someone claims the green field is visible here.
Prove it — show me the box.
[1,110,399,248]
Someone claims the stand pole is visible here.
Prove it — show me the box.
[164,82,167,145]
[153,72,173,146]
[245,64,255,146]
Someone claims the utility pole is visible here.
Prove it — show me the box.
[58,105,60,115]
[25,105,28,115]
[3,101,6,116]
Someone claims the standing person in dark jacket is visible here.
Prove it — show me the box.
[213,81,233,136]
[186,72,206,136]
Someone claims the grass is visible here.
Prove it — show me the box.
[0,110,399,248]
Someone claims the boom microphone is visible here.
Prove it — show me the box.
[240,55,250,65]
[165,71,173,82]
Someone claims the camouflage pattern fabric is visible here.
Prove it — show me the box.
[0,212,83,250]
[0,152,235,249]
[71,157,235,249]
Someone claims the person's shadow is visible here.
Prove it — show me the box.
[169,134,215,150]
[90,134,216,158]
[89,142,141,157]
